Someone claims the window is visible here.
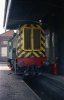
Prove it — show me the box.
[24,28,31,50]
[1,47,7,57]
[3,41,8,45]
[23,28,41,51]
[33,29,40,50]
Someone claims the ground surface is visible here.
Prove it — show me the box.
[0,63,40,100]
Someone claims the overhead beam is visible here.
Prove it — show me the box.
[4,0,12,30]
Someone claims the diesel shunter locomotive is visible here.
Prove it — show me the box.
[8,24,49,76]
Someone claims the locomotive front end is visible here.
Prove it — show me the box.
[17,24,47,75]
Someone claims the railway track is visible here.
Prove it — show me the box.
[24,74,64,100]
[24,76,52,100]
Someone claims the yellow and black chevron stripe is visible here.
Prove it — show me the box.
[18,51,45,58]
[17,31,23,51]
[17,24,46,58]
[41,31,46,56]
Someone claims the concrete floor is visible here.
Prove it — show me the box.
[0,63,40,100]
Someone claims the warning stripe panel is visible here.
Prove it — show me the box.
[18,37,23,43]
[17,49,22,54]
[20,24,27,31]
[18,51,26,58]
[41,31,46,56]
[36,25,45,33]
[33,52,40,57]
[41,43,45,49]
[42,53,45,57]
[41,50,46,56]
[18,36,23,40]
[17,42,20,47]
[17,24,46,58]
[37,51,43,57]
[17,50,45,58]
[17,42,21,47]
[41,34,45,41]
[41,31,45,36]
[18,51,46,58]
[41,47,45,52]
[41,41,45,47]
[25,52,31,58]
[17,50,24,56]
[17,44,22,50]
[18,53,22,58]
[41,37,45,43]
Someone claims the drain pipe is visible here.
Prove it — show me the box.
[51,32,59,75]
